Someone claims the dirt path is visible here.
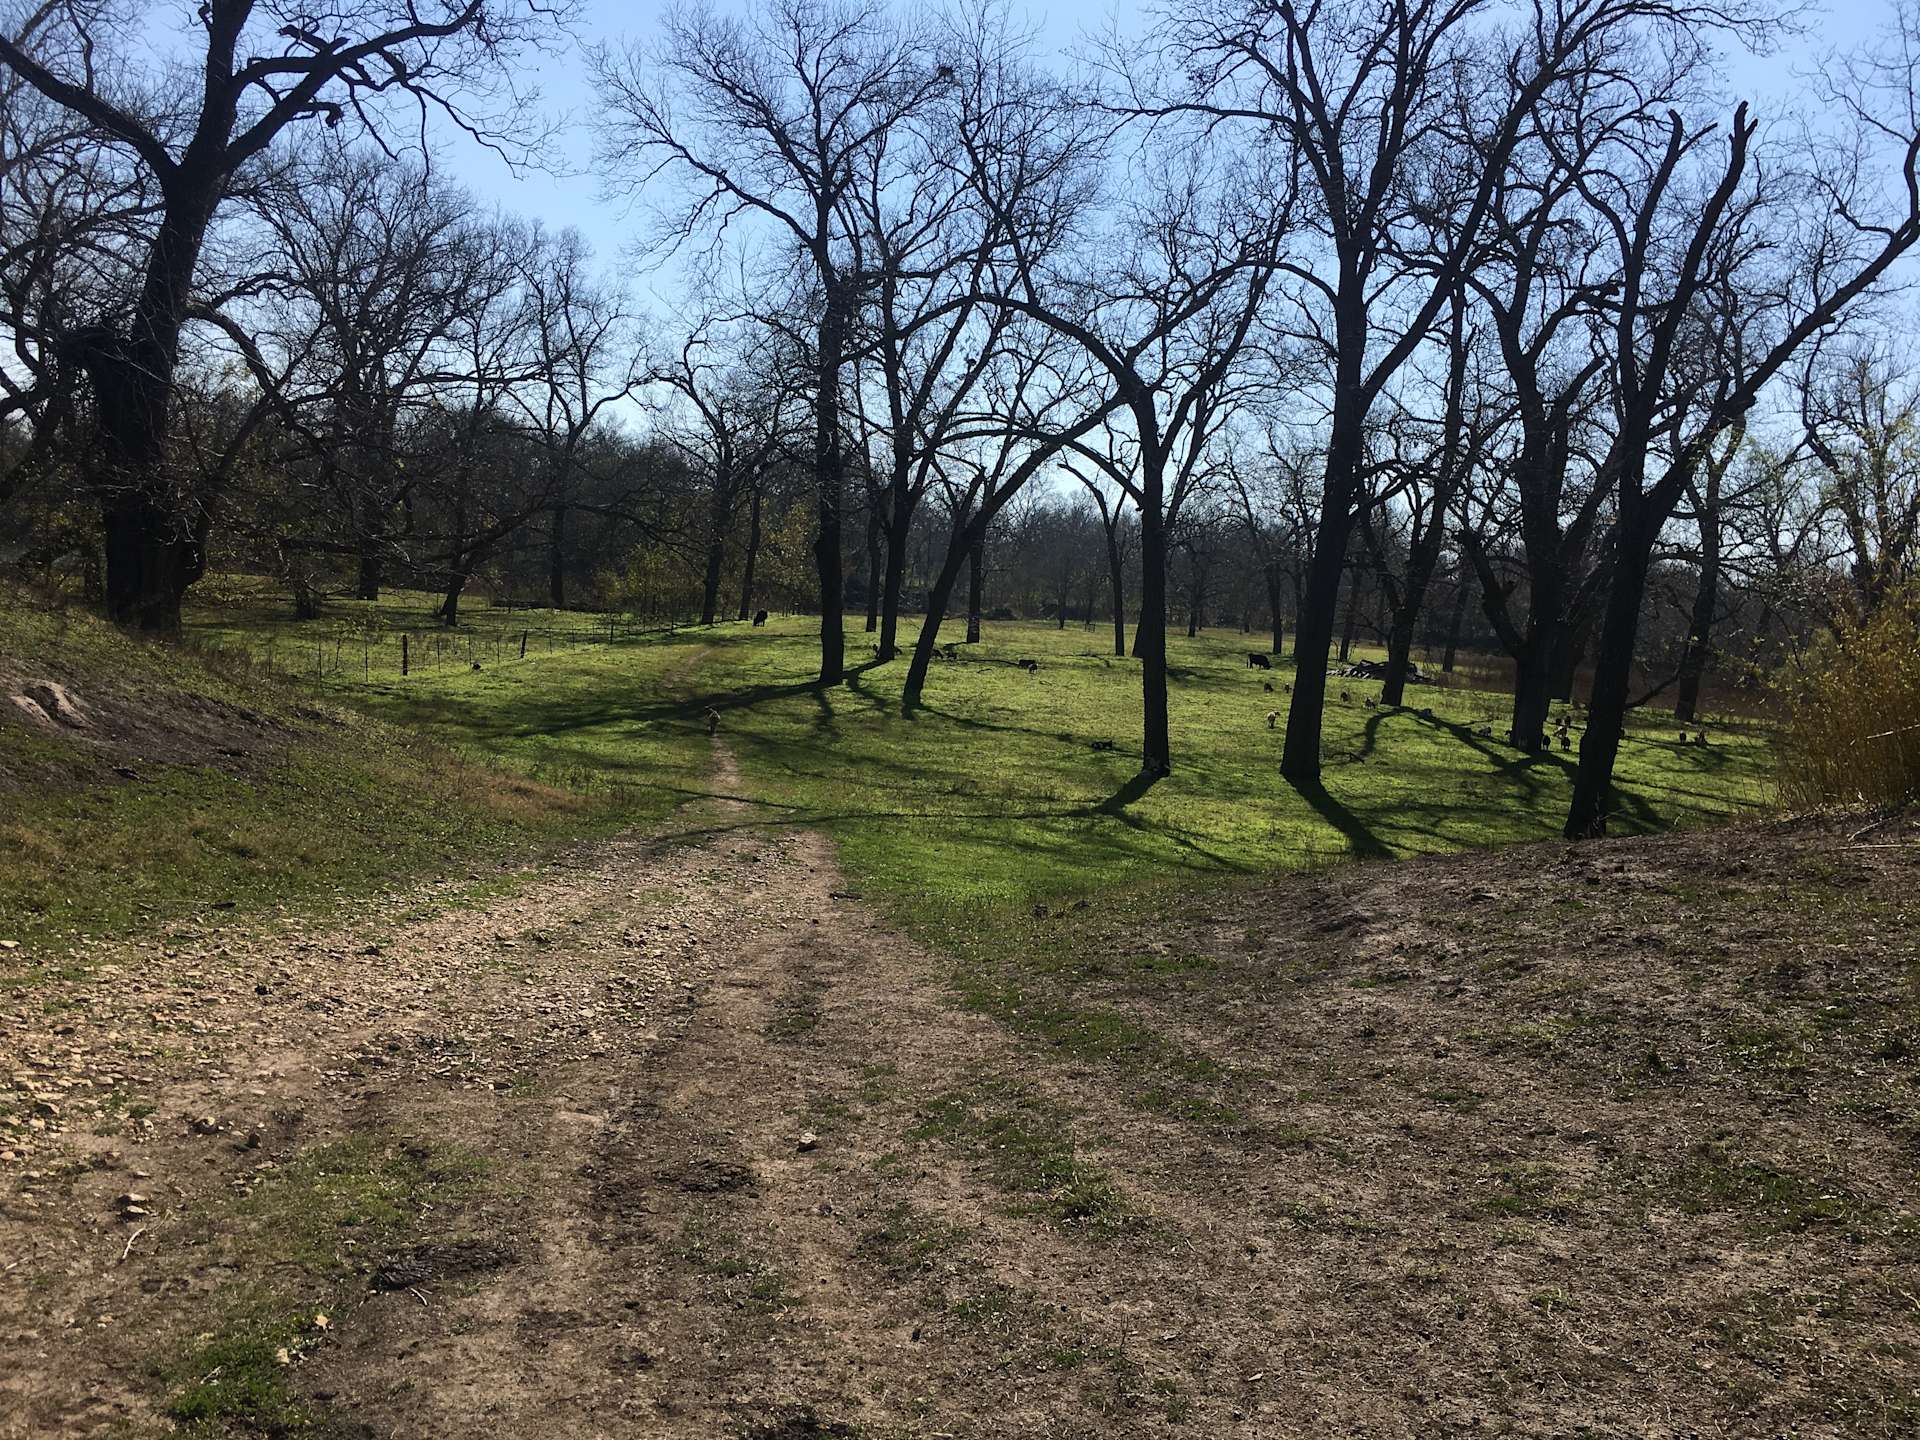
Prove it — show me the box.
[5,747,1920,1438]
[0,743,1079,1438]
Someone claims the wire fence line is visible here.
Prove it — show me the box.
[184,602,738,687]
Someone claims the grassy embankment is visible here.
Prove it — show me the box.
[0,583,705,960]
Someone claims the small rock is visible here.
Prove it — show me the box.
[797,1131,820,1153]
[189,1116,219,1136]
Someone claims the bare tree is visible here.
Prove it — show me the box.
[1796,342,1920,616]
[652,319,792,625]
[965,140,1286,775]
[593,0,952,684]
[1567,20,1920,835]
[0,0,565,628]
[1359,288,1491,708]
[1138,0,1745,784]
[517,228,642,611]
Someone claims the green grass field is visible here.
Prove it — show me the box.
[0,588,628,954]
[2,580,1772,955]
[183,585,1771,907]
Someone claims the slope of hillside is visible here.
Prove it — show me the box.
[0,585,602,957]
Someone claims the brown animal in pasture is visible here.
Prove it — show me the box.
[704,707,720,736]
[1266,710,1278,728]
[1247,652,1271,669]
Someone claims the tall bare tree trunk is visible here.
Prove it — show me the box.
[737,485,761,621]
[1441,576,1467,673]
[1338,561,1362,662]
[700,470,731,626]
[966,537,983,644]
[1136,456,1171,776]
[1281,481,1358,783]
[548,497,568,609]
[813,280,848,683]
[878,468,912,659]
[85,180,223,633]
[864,497,881,633]
[1568,532,1653,837]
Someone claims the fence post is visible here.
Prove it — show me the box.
[401,634,410,676]
[520,629,528,659]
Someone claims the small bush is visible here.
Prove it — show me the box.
[1777,583,1920,808]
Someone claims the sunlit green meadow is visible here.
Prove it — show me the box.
[213,592,1771,915]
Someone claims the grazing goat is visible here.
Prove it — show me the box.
[1263,681,1273,692]
[1247,652,1271,670]
[752,609,768,627]
[1266,710,1278,728]
[1339,690,1351,703]
[704,706,720,736]
[1090,738,1116,751]
[1017,658,1040,673]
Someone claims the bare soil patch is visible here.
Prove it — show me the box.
[0,654,291,789]
[2,759,1916,1437]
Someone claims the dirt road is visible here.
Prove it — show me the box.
[4,748,1918,1439]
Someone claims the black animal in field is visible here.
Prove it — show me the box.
[1247,652,1271,670]
[752,609,768,627]
[1016,658,1040,673]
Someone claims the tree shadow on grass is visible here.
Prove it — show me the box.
[1091,768,1164,816]
[1287,777,1393,860]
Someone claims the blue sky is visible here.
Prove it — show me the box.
[423,0,1898,300]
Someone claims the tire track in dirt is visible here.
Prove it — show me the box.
[16,722,1909,1438]
[296,743,1239,1440]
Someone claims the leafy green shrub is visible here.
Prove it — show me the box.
[1777,582,1920,808]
